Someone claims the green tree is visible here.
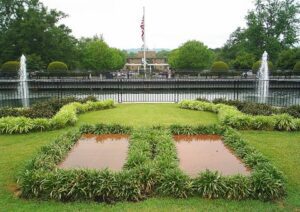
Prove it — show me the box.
[231,51,256,70]
[27,53,45,71]
[0,0,79,69]
[79,37,125,72]
[221,0,300,61]
[293,61,300,72]
[108,48,126,70]
[168,40,215,71]
[156,50,170,58]
[277,48,300,70]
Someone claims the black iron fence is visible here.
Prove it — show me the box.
[0,79,300,107]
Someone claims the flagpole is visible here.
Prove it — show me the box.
[143,6,146,78]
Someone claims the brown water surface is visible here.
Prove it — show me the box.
[59,134,129,171]
[175,135,250,177]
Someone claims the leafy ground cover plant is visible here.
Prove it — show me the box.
[210,98,300,118]
[180,100,300,131]
[0,99,114,134]
[0,96,98,119]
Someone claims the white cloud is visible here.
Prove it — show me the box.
[40,0,254,49]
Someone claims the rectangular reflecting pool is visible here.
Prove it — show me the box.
[59,134,129,171]
[173,135,250,177]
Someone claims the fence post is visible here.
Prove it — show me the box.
[117,79,122,103]
[233,80,236,100]
[236,80,239,101]
[175,79,179,103]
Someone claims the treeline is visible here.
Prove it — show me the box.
[0,0,299,74]
[168,0,300,72]
[0,0,126,73]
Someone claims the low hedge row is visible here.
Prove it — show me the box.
[179,100,300,131]
[211,98,300,118]
[19,124,285,202]
[0,99,114,134]
[0,96,98,119]
[19,124,155,202]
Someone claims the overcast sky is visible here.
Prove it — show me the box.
[40,0,254,50]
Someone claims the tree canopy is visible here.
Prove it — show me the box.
[220,0,300,63]
[0,0,78,70]
[168,40,215,71]
[79,37,126,72]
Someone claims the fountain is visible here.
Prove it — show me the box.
[257,51,269,103]
[18,54,29,107]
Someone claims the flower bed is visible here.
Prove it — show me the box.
[19,124,285,202]
[0,100,114,134]
[179,100,300,131]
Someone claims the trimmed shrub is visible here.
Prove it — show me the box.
[252,61,274,74]
[211,61,229,72]
[293,61,300,72]
[47,61,68,76]
[1,61,20,76]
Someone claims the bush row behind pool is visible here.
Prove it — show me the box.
[206,98,300,118]
[0,96,98,119]
[0,99,114,134]
[179,100,300,131]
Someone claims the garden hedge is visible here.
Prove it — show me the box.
[19,124,285,202]
[179,100,300,131]
[0,99,114,134]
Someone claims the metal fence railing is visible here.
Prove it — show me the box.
[0,79,300,107]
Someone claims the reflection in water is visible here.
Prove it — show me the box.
[59,134,129,171]
[175,135,250,177]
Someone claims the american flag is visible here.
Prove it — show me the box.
[140,14,144,42]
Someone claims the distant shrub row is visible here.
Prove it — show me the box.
[211,98,300,118]
[180,100,300,131]
[19,124,285,202]
[0,99,114,134]
[0,61,68,75]
[0,96,97,119]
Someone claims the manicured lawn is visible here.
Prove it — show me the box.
[241,131,300,209]
[78,103,218,126]
[0,103,299,211]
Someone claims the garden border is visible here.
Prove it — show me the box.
[19,123,160,202]
[179,100,300,131]
[155,124,286,201]
[0,99,114,134]
[19,124,286,202]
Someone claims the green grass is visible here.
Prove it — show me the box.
[241,131,300,209]
[0,103,299,211]
[78,103,218,126]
